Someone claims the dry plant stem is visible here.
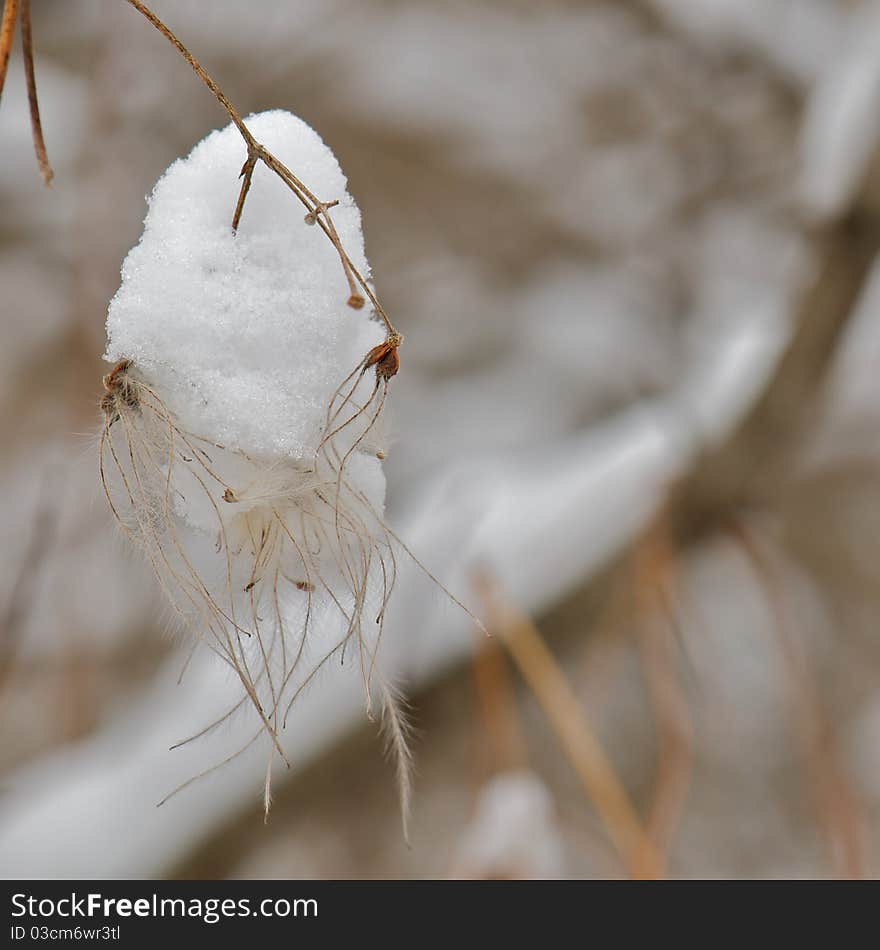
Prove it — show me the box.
[471,635,528,777]
[20,0,52,185]
[231,151,257,232]
[476,571,665,880]
[632,524,693,863]
[732,520,869,880]
[0,0,19,100]
[122,0,388,329]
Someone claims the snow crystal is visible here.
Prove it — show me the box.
[105,110,384,459]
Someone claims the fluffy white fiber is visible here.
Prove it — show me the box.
[106,109,384,459]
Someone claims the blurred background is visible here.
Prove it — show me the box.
[3,0,880,879]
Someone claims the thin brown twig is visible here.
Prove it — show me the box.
[471,634,528,778]
[20,0,52,185]
[475,570,665,880]
[123,0,249,138]
[0,0,19,100]
[732,519,870,880]
[231,150,258,232]
[122,0,387,330]
[632,524,693,864]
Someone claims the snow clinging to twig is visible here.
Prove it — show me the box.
[106,109,384,458]
[99,110,407,819]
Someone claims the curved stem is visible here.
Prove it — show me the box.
[121,0,398,337]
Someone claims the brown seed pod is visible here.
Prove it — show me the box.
[363,333,403,380]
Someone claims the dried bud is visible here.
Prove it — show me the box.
[363,333,403,380]
[304,198,339,225]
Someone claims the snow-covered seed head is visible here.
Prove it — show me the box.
[98,110,411,820]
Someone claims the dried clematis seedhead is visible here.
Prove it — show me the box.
[98,110,413,824]
[100,358,140,424]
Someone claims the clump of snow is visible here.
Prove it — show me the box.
[99,111,399,814]
[105,109,384,459]
[451,771,566,879]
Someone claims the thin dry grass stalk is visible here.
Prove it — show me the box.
[475,570,665,880]
[631,522,693,865]
[732,519,870,880]
[471,634,528,779]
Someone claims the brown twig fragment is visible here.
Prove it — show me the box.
[20,0,52,185]
[475,571,665,880]
[0,0,20,101]
[231,147,258,232]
